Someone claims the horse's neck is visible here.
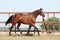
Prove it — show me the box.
[33,12,38,19]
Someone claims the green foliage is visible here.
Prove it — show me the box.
[46,17,59,30]
[47,17,59,22]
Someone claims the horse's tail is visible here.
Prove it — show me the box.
[5,15,13,26]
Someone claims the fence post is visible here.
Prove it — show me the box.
[53,13,55,33]
[47,13,49,32]
[42,13,46,34]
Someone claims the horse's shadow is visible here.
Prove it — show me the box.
[22,34,34,36]
[11,33,34,37]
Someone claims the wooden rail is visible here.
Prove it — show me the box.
[0,12,60,32]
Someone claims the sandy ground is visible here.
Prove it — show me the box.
[0,32,60,40]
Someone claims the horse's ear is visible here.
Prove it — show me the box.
[40,8,43,10]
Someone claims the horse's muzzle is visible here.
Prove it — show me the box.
[43,15,45,17]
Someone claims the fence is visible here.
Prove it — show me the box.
[0,12,60,33]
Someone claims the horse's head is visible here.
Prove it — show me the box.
[36,8,45,17]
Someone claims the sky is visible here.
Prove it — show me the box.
[0,0,60,12]
[0,0,60,29]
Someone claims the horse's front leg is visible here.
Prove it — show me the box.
[34,28,35,34]
[27,25,31,35]
[32,24,40,36]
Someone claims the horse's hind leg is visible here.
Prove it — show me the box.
[17,22,22,34]
[9,25,13,36]
[27,25,31,35]
[15,25,16,34]
[9,23,16,36]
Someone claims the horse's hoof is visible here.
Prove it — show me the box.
[38,33,40,36]
[9,35,11,36]
[21,33,22,34]
[20,32,22,34]
[27,33,29,35]
[34,32,35,34]
[9,34,11,36]
[38,34,40,36]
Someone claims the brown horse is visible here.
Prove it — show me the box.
[9,8,45,36]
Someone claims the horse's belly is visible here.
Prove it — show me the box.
[20,18,32,24]
[21,19,30,24]
[19,16,35,25]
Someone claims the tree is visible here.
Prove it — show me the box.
[46,17,59,30]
